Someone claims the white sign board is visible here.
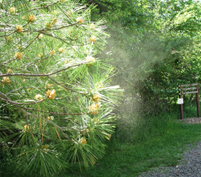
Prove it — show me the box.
[178,98,184,104]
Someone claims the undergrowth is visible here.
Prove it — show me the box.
[2,104,201,177]
[58,104,201,177]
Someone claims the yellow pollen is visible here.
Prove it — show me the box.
[76,17,83,24]
[86,56,96,64]
[93,94,101,102]
[9,7,16,14]
[90,23,95,30]
[1,77,11,84]
[89,104,99,115]
[14,52,22,59]
[34,94,43,100]
[22,125,30,131]
[16,25,23,32]
[6,36,12,41]
[46,83,53,89]
[89,36,96,43]
[38,34,43,38]
[58,48,65,53]
[46,22,52,28]
[80,138,87,144]
[50,50,55,55]
[7,69,12,73]
[46,89,56,99]
[52,17,57,24]
[28,14,36,22]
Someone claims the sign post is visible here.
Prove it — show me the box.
[178,83,200,119]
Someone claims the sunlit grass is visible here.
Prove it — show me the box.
[59,106,201,177]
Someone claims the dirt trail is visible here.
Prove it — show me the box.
[178,117,201,124]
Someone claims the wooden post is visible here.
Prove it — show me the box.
[179,85,184,119]
[196,84,200,118]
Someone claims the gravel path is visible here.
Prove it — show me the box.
[140,141,201,177]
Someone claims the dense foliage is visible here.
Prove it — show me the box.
[0,0,122,176]
[79,0,201,143]
[80,0,201,110]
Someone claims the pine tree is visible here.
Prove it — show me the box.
[0,0,123,176]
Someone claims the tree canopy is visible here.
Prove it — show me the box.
[78,0,201,142]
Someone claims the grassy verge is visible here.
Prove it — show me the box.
[60,110,201,177]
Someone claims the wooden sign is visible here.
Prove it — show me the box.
[178,83,200,119]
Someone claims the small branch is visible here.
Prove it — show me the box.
[0,21,29,38]
[1,58,19,65]
[49,61,89,76]
[48,76,75,92]
[0,1,59,19]
[40,31,71,45]
[0,28,13,32]
[0,73,49,77]
[17,106,75,143]
[57,5,70,18]
[6,87,36,96]
[0,64,32,73]
[9,82,30,100]
[16,105,89,115]
[0,97,47,105]
[0,31,15,37]
[22,1,59,14]
[49,23,78,32]
[34,56,50,65]
[21,34,39,52]
[0,92,7,99]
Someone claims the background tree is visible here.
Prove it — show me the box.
[0,0,122,176]
[80,0,201,142]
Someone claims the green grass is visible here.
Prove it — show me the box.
[183,102,199,118]
[59,109,201,177]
